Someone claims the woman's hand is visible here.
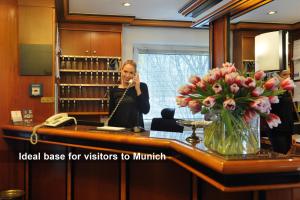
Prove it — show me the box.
[133,73,140,86]
[133,73,141,96]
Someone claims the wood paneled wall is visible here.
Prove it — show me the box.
[15,0,56,123]
[0,0,55,191]
[209,15,230,67]
[0,0,26,193]
[0,0,19,126]
[0,0,56,124]
[0,0,22,190]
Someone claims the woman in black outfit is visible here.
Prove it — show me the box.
[269,70,294,154]
[108,60,150,128]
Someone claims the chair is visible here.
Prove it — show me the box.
[150,108,184,133]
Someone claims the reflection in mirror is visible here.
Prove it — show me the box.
[255,30,287,71]
[230,0,300,73]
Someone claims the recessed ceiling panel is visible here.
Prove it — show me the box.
[69,0,194,21]
[232,0,300,24]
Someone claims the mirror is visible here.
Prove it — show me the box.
[230,0,300,72]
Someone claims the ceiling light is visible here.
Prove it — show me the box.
[122,2,131,7]
[267,11,277,15]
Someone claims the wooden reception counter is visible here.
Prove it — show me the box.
[2,124,300,200]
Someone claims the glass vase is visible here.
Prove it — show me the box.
[204,111,260,155]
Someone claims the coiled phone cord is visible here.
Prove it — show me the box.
[30,117,78,145]
[30,123,45,145]
[104,81,133,126]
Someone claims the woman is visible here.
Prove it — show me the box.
[108,60,150,128]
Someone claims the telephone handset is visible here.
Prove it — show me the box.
[30,113,77,145]
[44,113,77,127]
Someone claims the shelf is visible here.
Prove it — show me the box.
[60,98,108,101]
[60,69,120,73]
[60,55,121,59]
[242,60,255,62]
[58,29,121,118]
[59,83,118,87]
[67,112,109,115]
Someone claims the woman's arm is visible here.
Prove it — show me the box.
[136,83,150,114]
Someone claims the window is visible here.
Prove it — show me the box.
[135,46,209,120]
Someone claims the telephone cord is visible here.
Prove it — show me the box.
[30,123,45,145]
[105,84,131,126]
[29,117,77,145]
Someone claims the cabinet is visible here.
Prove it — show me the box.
[58,55,121,116]
[58,25,122,119]
[232,30,264,70]
[60,30,121,56]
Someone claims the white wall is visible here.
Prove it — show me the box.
[122,25,209,61]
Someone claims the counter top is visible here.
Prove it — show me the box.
[2,124,300,191]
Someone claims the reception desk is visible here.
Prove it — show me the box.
[2,124,300,200]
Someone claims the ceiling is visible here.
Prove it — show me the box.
[232,0,300,24]
[69,0,194,21]
[69,0,300,25]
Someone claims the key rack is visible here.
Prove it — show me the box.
[58,55,121,116]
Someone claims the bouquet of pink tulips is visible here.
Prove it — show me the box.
[177,62,294,129]
[176,62,295,155]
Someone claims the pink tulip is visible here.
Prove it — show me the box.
[223,98,236,110]
[207,73,217,84]
[244,77,256,88]
[176,96,192,107]
[196,80,207,91]
[250,97,271,114]
[220,67,230,77]
[212,83,222,94]
[264,77,279,91]
[280,77,295,91]
[211,68,221,80]
[230,83,239,93]
[251,87,264,97]
[225,72,238,85]
[202,96,216,108]
[176,96,185,107]
[189,75,201,84]
[178,84,196,95]
[266,113,281,129]
[203,73,217,84]
[229,66,237,73]
[269,96,279,104]
[188,100,202,114]
[235,75,246,86]
[243,109,258,123]
[176,96,184,106]
[254,70,266,80]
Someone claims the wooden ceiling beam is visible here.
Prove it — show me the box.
[230,22,293,31]
[230,0,273,20]
[179,0,222,17]
[130,19,193,28]
[192,0,273,27]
